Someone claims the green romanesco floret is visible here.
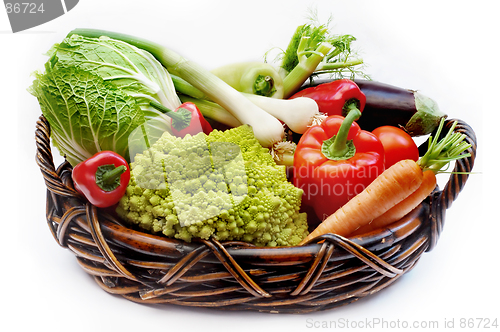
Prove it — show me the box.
[116,125,308,246]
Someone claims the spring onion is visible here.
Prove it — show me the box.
[172,75,322,134]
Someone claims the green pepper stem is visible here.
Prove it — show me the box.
[329,106,361,158]
[150,101,192,131]
[150,101,184,122]
[100,165,126,189]
[254,75,275,97]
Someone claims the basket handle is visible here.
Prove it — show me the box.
[35,115,79,198]
[424,118,477,251]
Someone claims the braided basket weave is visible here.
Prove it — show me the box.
[35,114,477,313]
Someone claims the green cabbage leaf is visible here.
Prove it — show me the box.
[31,66,148,166]
[30,34,181,166]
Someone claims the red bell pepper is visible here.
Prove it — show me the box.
[290,78,366,117]
[72,151,130,208]
[151,101,212,137]
[293,108,385,221]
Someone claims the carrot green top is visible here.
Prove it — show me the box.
[417,119,471,173]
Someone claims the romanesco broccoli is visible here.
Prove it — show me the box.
[116,125,309,246]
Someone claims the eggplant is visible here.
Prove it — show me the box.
[301,78,447,136]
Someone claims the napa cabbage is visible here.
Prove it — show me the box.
[30,34,181,166]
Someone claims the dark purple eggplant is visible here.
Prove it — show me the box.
[301,78,447,136]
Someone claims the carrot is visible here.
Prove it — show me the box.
[349,170,437,236]
[299,159,424,244]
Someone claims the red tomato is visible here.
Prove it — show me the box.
[372,126,419,168]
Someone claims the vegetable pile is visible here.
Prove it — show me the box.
[302,119,472,243]
[30,17,472,247]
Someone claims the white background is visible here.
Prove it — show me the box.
[2,1,498,331]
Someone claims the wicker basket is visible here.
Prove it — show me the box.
[35,114,477,314]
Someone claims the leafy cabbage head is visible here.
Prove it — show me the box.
[47,34,181,117]
[30,35,181,166]
[31,66,149,166]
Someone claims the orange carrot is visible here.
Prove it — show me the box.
[349,170,437,236]
[300,159,424,244]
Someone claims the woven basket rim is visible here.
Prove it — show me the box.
[35,113,477,313]
[97,198,427,258]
